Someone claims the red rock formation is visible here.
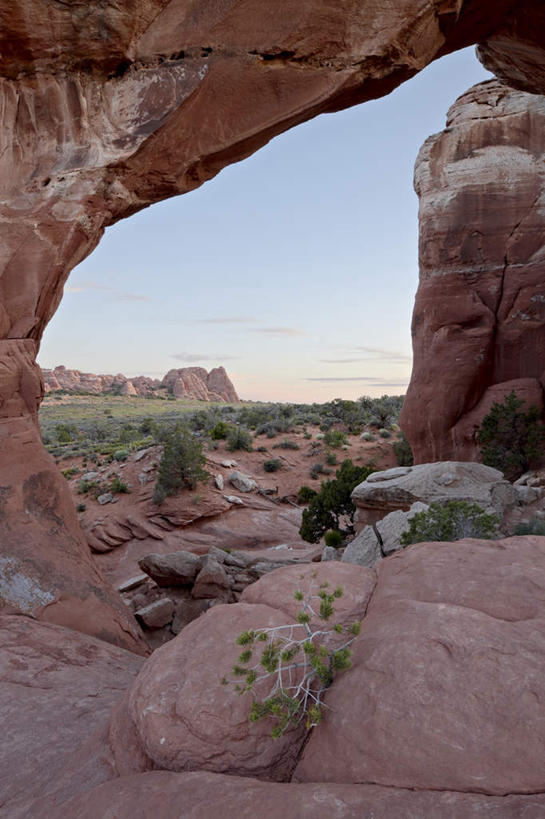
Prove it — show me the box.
[42,364,239,401]
[8,542,545,815]
[1,0,545,650]
[0,340,147,653]
[401,80,545,462]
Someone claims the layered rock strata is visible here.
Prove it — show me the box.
[402,80,545,462]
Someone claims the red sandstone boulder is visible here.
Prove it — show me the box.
[295,536,545,794]
[240,562,376,628]
[111,603,309,780]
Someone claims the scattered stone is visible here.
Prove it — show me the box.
[214,474,224,490]
[139,552,200,587]
[192,559,232,599]
[223,495,244,506]
[133,448,154,462]
[228,471,257,492]
[80,471,99,481]
[514,485,541,505]
[221,460,238,468]
[117,575,149,593]
[341,525,382,568]
[375,502,429,556]
[97,492,114,505]
[135,598,175,629]
[322,546,340,562]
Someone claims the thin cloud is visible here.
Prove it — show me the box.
[306,377,409,386]
[196,317,257,325]
[172,352,240,363]
[252,327,308,337]
[65,281,151,303]
[343,346,411,362]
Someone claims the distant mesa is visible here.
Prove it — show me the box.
[41,365,239,403]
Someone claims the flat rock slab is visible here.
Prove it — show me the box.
[0,614,143,807]
[24,771,545,819]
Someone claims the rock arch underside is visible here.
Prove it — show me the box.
[4,1,545,815]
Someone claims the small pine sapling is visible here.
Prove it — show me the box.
[222,576,361,738]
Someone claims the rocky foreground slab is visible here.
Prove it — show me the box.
[4,536,545,817]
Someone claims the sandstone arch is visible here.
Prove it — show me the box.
[2,0,545,647]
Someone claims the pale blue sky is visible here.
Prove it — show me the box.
[38,48,491,402]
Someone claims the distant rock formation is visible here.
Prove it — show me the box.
[41,365,239,402]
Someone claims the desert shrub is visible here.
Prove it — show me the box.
[61,466,78,479]
[477,391,545,481]
[77,479,99,495]
[393,432,414,466]
[378,428,391,439]
[272,439,299,450]
[113,449,129,462]
[76,503,86,512]
[227,426,253,452]
[110,475,130,494]
[210,420,233,440]
[324,429,347,449]
[360,431,374,442]
[55,422,78,443]
[139,417,158,436]
[153,424,209,504]
[297,485,318,504]
[223,579,361,737]
[300,459,375,543]
[325,451,337,466]
[257,446,267,453]
[400,501,499,546]
[263,458,282,473]
[324,529,343,548]
[514,517,545,536]
[310,463,326,479]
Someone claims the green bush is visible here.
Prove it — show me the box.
[300,459,375,543]
[324,529,343,548]
[325,451,338,466]
[400,501,499,546]
[227,426,253,452]
[297,485,318,504]
[273,439,300,450]
[113,449,129,462]
[153,424,209,504]
[360,431,374,442]
[210,421,233,440]
[324,429,347,449]
[110,475,130,494]
[514,517,545,536]
[378,428,391,439]
[477,391,545,481]
[263,458,282,473]
[393,432,414,466]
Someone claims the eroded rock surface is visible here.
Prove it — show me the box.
[295,536,545,793]
[0,613,143,808]
[402,80,545,462]
[0,340,147,654]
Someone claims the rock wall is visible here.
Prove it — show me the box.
[401,80,545,462]
[42,364,239,401]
